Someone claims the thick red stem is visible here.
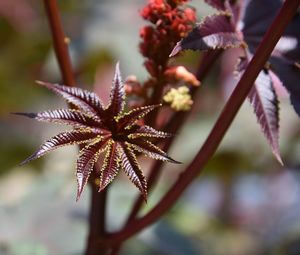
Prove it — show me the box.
[85,182,108,255]
[104,0,300,245]
[43,0,75,86]
[43,1,107,254]
[126,50,221,223]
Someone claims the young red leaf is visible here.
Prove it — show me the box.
[129,125,173,139]
[15,109,102,129]
[36,81,104,118]
[119,143,148,201]
[98,141,120,192]
[116,104,160,129]
[21,130,99,165]
[130,139,180,164]
[76,138,109,201]
[107,62,125,116]
[17,63,179,201]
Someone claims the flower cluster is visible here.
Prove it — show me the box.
[139,0,196,75]
[124,0,198,116]
[163,86,193,111]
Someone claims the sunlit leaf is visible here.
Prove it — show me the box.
[119,143,148,200]
[170,13,244,56]
[116,104,160,129]
[76,138,108,200]
[107,62,125,115]
[130,139,180,164]
[37,81,104,118]
[21,130,99,165]
[248,70,282,164]
[17,63,178,200]
[236,53,282,164]
[98,141,120,192]
[14,109,102,130]
[129,125,172,139]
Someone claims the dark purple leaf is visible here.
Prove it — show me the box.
[98,141,120,192]
[130,139,180,164]
[239,0,300,119]
[21,130,99,165]
[204,0,227,11]
[248,70,282,164]
[170,14,243,56]
[18,63,179,200]
[22,109,102,130]
[119,143,148,200]
[270,56,300,116]
[116,104,160,129]
[241,0,282,52]
[107,62,125,116]
[242,0,300,50]
[76,138,108,200]
[129,125,172,139]
[37,81,104,118]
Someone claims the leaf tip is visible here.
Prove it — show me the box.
[115,61,121,77]
[169,41,182,57]
[11,112,37,119]
[76,185,84,202]
[169,157,182,164]
[19,153,37,166]
[76,172,86,202]
[143,195,148,203]
[274,153,284,166]
[36,80,46,86]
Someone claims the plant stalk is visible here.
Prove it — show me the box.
[125,50,221,223]
[110,50,222,254]
[43,0,75,86]
[43,1,107,254]
[85,178,108,255]
[104,0,300,245]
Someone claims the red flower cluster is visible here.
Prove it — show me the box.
[139,0,196,75]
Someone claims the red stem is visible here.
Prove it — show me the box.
[110,49,222,255]
[125,50,222,223]
[43,1,107,254]
[86,182,108,255]
[43,0,75,86]
[146,68,167,127]
[104,0,300,245]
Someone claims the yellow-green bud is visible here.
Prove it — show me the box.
[163,86,193,111]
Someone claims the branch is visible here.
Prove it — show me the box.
[104,0,300,245]
[85,178,108,255]
[43,0,75,86]
[125,50,222,223]
[109,49,222,255]
[43,1,107,254]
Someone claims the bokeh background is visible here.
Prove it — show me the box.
[1,1,300,255]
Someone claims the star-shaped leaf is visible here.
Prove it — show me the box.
[17,63,179,201]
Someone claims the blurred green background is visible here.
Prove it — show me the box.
[1,1,300,255]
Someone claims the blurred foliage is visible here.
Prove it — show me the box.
[77,49,113,85]
[0,17,50,113]
[1,1,300,255]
